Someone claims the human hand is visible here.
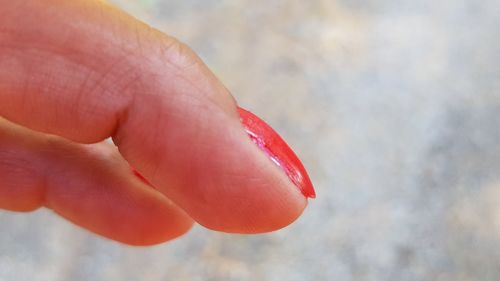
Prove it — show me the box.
[0,0,314,245]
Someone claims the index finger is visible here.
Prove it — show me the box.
[0,0,309,232]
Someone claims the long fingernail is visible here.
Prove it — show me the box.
[238,107,316,198]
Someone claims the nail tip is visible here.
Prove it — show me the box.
[301,182,316,199]
[306,189,317,199]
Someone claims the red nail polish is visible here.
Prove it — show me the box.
[238,107,316,198]
[131,167,152,186]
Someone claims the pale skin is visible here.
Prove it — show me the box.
[0,0,307,245]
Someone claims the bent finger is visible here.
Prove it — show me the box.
[0,118,193,245]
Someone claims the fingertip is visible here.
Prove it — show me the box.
[196,173,308,234]
[103,196,195,246]
[197,108,310,233]
[116,97,310,235]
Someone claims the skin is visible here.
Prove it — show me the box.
[0,0,307,245]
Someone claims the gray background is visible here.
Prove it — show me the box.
[1,0,500,280]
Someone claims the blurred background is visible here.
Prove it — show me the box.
[1,0,500,280]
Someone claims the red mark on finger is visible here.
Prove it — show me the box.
[238,107,316,199]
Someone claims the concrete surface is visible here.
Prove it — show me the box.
[1,0,500,280]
